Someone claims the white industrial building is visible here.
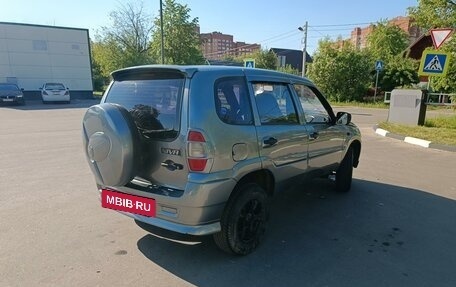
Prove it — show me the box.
[0,22,93,99]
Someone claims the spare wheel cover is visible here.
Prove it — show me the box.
[82,103,137,186]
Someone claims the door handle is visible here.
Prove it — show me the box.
[263,137,278,147]
[309,132,319,140]
[161,160,183,171]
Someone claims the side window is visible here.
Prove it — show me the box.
[294,84,330,124]
[214,77,253,125]
[253,83,298,125]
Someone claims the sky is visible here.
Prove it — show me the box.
[0,0,419,55]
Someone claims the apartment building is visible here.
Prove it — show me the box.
[200,32,260,60]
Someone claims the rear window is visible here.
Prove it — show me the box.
[45,83,66,90]
[105,77,184,140]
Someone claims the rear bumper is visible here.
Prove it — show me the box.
[121,211,221,235]
[42,94,70,102]
[1,96,24,104]
[99,176,237,236]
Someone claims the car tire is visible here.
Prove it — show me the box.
[82,103,139,186]
[213,183,269,255]
[335,146,353,192]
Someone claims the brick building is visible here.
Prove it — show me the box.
[350,16,424,49]
[200,32,260,60]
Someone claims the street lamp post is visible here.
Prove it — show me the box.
[160,0,165,64]
[298,21,308,78]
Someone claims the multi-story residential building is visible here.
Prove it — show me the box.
[350,25,376,49]
[350,16,424,49]
[200,32,260,60]
[234,41,261,58]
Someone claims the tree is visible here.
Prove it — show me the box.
[150,0,204,64]
[365,21,417,92]
[232,49,277,70]
[92,1,155,78]
[307,40,371,102]
[277,64,299,75]
[408,0,456,29]
[366,21,409,61]
[378,56,420,91]
[91,48,107,91]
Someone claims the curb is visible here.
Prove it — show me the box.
[374,125,456,152]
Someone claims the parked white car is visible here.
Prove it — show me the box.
[41,83,70,104]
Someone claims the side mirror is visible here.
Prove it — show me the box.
[336,112,351,125]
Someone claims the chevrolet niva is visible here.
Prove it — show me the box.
[82,65,361,255]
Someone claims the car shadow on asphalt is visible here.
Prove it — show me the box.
[0,99,100,111]
[136,178,456,287]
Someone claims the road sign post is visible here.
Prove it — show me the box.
[374,60,384,102]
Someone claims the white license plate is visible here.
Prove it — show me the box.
[2,98,13,102]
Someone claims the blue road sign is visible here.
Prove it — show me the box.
[419,50,451,77]
[244,59,255,68]
[375,60,384,71]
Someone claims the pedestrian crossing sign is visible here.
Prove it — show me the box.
[244,58,255,68]
[418,50,451,77]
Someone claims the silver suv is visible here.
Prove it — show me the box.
[82,65,361,255]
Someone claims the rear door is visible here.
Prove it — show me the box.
[247,78,310,183]
[104,69,188,189]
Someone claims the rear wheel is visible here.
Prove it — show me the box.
[335,146,353,192]
[213,183,269,255]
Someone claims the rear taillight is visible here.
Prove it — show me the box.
[42,91,48,95]
[64,91,69,96]
[187,130,208,172]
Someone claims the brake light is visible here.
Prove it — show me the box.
[187,131,208,172]
[64,90,69,96]
[43,91,48,95]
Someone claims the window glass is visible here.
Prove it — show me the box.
[294,84,330,124]
[45,83,66,90]
[106,78,184,139]
[214,77,253,125]
[253,83,298,125]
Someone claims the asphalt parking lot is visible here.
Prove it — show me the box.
[1,101,455,287]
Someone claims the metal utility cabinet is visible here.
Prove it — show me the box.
[388,89,427,126]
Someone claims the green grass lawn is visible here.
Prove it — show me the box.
[329,101,389,109]
[379,115,456,146]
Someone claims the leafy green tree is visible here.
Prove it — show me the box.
[377,56,420,91]
[91,50,107,91]
[252,49,278,70]
[366,21,409,61]
[277,64,299,75]
[408,0,456,29]
[92,1,155,79]
[307,40,371,102]
[365,21,417,92]
[150,0,204,64]
[233,49,277,70]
